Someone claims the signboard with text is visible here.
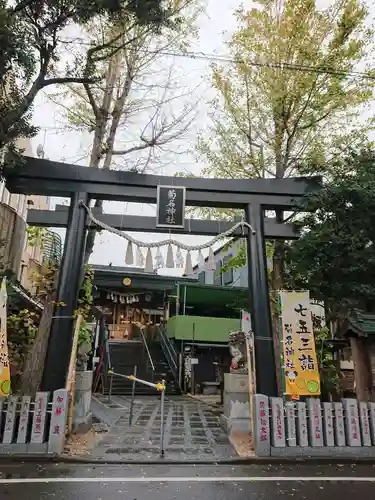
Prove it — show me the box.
[156,185,186,229]
[0,277,11,396]
[279,290,320,396]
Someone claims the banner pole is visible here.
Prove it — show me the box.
[160,383,166,458]
[129,365,137,426]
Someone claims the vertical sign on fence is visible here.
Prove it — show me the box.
[17,396,31,444]
[343,398,361,447]
[0,277,11,397]
[253,394,270,456]
[369,403,375,446]
[31,392,49,444]
[333,402,346,446]
[279,291,320,397]
[285,402,297,447]
[323,402,334,447]
[359,402,371,447]
[270,398,285,447]
[48,389,68,454]
[307,398,323,446]
[296,402,308,447]
[3,396,18,444]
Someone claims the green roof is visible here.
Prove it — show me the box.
[343,311,375,337]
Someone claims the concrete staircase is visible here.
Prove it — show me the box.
[105,340,180,396]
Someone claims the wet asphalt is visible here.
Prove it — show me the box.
[0,462,375,499]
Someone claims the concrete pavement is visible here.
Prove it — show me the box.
[1,462,375,499]
[90,394,236,461]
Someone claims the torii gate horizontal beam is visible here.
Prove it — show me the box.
[3,156,321,208]
[27,205,299,240]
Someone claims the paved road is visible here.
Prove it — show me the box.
[1,462,375,499]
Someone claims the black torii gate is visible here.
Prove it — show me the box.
[3,156,321,396]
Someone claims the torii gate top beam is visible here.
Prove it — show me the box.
[3,156,321,208]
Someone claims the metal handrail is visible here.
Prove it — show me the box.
[161,324,177,358]
[104,329,112,370]
[159,326,177,370]
[140,326,155,372]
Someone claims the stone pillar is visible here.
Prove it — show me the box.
[73,370,93,434]
[253,394,270,456]
[220,373,251,434]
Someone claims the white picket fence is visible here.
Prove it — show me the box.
[0,389,68,455]
[253,394,375,458]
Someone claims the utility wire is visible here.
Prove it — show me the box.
[58,37,375,81]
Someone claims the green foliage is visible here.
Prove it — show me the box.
[7,308,38,386]
[314,325,341,399]
[78,322,92,349]
[27,227,47,248]
[0,0,170,152]
[220,239,274,283]
[198,0,374,183]
[30,261,59,300]
[285,148,375,319]
[76,265,94,320]
[76,319,93,369]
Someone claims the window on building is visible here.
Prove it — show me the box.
[214,260,222,286]
[222,255,233,285]
[198,271,205,284]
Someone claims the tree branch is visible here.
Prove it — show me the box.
[40,77,98,89]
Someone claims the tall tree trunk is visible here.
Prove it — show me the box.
[84,55,122,264]
[271,240,284,396]
[351,337,373,402]
[20,291,56,396]
[270,118,285,395]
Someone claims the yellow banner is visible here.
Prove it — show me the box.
[0,278,11,396]
[279,291,320,396]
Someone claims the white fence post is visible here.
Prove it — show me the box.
[17,396,31,444]
[253,394,271,456]
[296,402,308,447]
[48,389,69,454]
[343,398,361,447]
[31,392,49,444]
[359,402,371,447]
[285,402,297,447]
[307,398,323,447]
[323,402,334,447]
[270,398,285,447]
[333,402,346,447]
[2,396,18,444]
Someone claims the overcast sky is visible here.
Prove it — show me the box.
[28,0,375,275]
